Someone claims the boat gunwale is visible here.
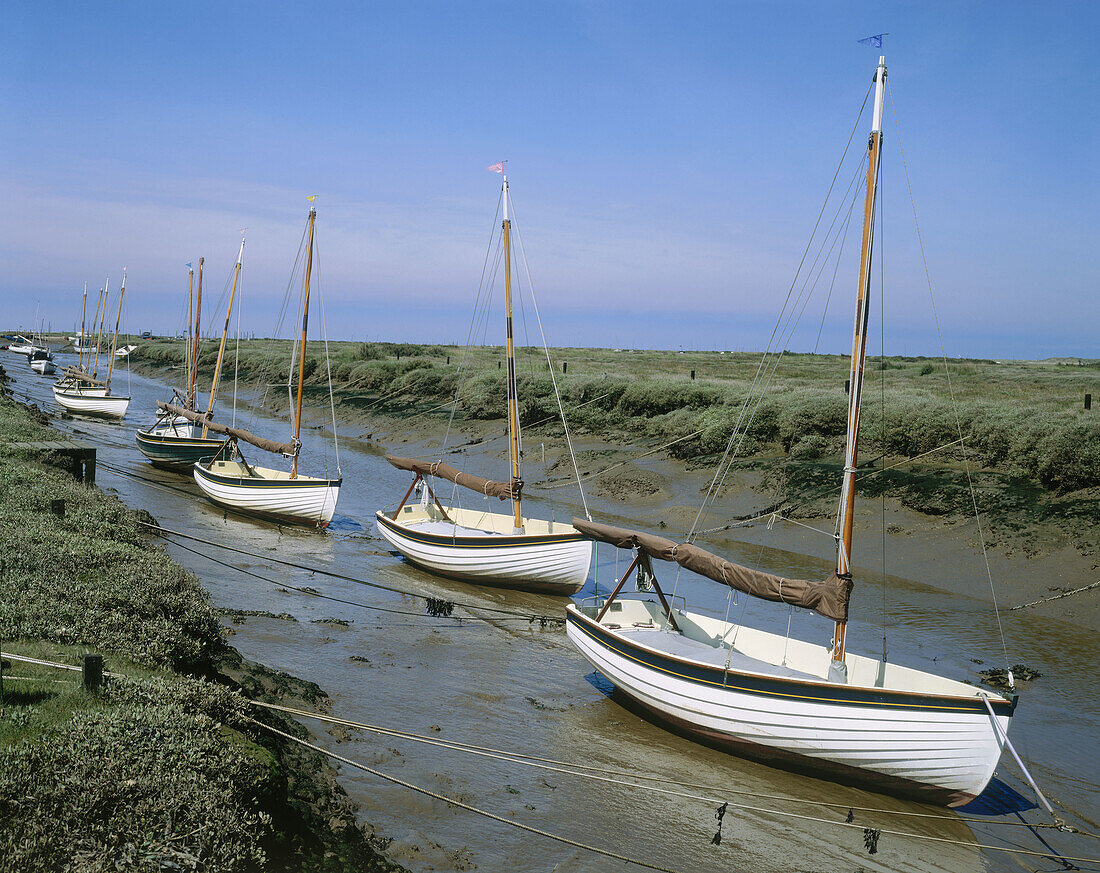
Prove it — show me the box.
[566,604,1016,715]
[193,461,342,488]
[375,508,587,548]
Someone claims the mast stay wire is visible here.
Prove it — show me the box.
[440,187,503,459]
[696,150,868,542]
[313,238,342,476]
[687,81,874,543]
[888,81,1011,678]
[509,196,592,519]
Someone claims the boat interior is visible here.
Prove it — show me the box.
[574,596,996,698]
[388,502,580,537]
[203,459,337,484]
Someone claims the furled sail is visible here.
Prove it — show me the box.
[573,518,853,622]
[158,402,296,456]
[386,454,518,500]
[60,367,109,387]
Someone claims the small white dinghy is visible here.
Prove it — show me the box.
[376,171,593,595]
[187,204,342,529]
[52,273,131,419]
[565,53,1018,807]
[376,459,592,595]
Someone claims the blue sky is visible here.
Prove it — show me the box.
[2,1,1097,358]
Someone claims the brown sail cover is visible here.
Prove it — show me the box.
[573,518,852,622]
[60,367,109,387]
[386,454,517,500]
[159,402,296,456]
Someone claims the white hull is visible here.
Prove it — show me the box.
[52,386,129,418]
[194,460,341,528]
[566,599,1013,805]
[30,360,56,374]
[375,505,593,595]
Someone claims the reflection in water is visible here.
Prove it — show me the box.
[10,353,1097,873]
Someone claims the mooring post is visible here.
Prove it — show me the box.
[563,361,567,374]
[691,369,695,380]
[84,453,96,485]
[82,653,103,691]
[1086,393,1092,410]
[845,379,850,394]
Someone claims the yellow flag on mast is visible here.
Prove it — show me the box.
[306,195,317,202]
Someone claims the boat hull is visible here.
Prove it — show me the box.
[565,605,1014,806]
[194,460,341,528]
[135,423,225,471]
[375,508,592,595]
[30,360,56,374]
[52,386,129,418]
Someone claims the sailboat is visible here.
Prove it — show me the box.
[564,54,1016,806]
[375,171,593,596]
[53,274,131,418]
[136,254,242,470]
[173,204,341,528]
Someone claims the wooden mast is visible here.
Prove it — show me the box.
[104,270,126,390]
[832,54,887,675]
[77,283,88,370]
[91,280,109,379]
[185,265,194,406]
[202,241,244,439]
[290,204,316,479]
[502,175,523,530]
[189,258,204,410]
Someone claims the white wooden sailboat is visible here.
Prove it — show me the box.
[53,276,131,418]
[184,204,341,529]
[137,255,238,470]
[565,54,1016,806]
[375,172,592,595]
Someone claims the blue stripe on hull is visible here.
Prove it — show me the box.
[376,511,584,549]
[567,609,1016,716]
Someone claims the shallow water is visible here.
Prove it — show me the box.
[11,353,1099,872]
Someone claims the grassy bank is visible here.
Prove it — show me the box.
[0,365,403,872]
[132,337,1100,499]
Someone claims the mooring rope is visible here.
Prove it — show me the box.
[245,717,688,873]
[5,654,1098,863]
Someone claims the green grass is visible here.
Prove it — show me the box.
[132,338,1100,495]
[0,367,403,872]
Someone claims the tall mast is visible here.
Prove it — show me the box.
[92,280,109,379]
[105,270,127,390]
[290,206,316,479]
[832,54,887,673]
[190,258,204,410]
[78,283,88,370]
[501,176,523,530]
[202,241,244,438]
[185,265,194,406]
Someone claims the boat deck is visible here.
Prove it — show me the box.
[411,519,505,537]
[614,626,821,682]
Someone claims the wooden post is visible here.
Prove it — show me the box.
[844,379,850,394]
[562,361,567,374]
[690,370,695,380]
[82,653,103,691]
[51,499,65,518]
[1086,393,1092,410]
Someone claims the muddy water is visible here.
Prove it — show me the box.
[12,354,1098,872]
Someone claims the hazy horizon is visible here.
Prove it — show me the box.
[4,2,1097,361]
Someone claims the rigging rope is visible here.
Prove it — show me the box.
[889,81,1011,677]
[508,199,590,518]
